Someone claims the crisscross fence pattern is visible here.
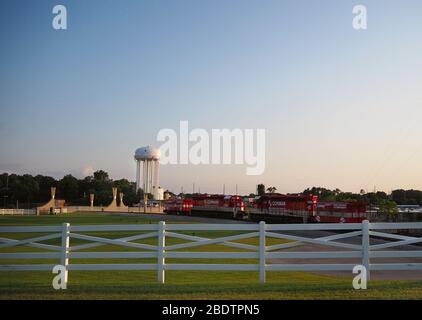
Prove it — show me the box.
[0,209,37,215]
[1,221,422,285]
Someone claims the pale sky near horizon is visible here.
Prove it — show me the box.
[1,0,422,195]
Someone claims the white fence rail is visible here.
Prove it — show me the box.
[0,209,37,215]
[1,221,422,286]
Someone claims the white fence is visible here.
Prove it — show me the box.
[1,221,422,286]
[65,206,163,214]
[66,206,103,213]
[0,209,37,215]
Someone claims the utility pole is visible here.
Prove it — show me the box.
[223,184,225,195]
[236,184,238,196]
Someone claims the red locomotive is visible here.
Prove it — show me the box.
[250,194,318,223]
[164,194,245,219]
[314,201,367,223]
[254,194,317,212]
[192,194,245,219]
[164,198,193,215]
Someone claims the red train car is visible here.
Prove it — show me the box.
[249,193,317,223]
[164,198,193,215]
[192,194,245,218]
[255,194,317,213]
[193,194,244,209]
[314,201,367,223]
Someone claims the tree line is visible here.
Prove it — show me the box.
[0,170,145,209]
[301,187,422,206]
[2,171,422,210]
[255,184,422,213]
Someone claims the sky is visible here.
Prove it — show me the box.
[1,0,422,195]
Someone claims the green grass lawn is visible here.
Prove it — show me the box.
[1,213,422,300]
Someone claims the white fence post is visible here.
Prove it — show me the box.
[60,223,70,286]
[158,221,166,284]
[259,221,266,283]
[362,220,370,280]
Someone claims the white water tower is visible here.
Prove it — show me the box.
[134,146,161,199]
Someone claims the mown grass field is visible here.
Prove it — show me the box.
[1,213,422,300]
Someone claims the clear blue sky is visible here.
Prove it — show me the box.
[1,0,422,195]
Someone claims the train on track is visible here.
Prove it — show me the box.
[164,193,367,223]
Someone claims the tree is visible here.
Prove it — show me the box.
[364,191,388,206]
[267,186,277,194]
[58,175,79,204]
[391,189,406,205]
[257,184,265,196]
[77,176,94,205]
[303,187,336,201]
[34,175,57,203]
[114,179,137,206]
[95,189,113,207]
[8,174,39,208]
[336,192,356,202]
[391,189,422,205]
[378,199,398,215]
[92,170,113,203]
[93,170,109,182]
[0,173,9,207]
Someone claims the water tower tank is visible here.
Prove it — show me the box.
[134,146,153,161]
[151,147,161,161]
